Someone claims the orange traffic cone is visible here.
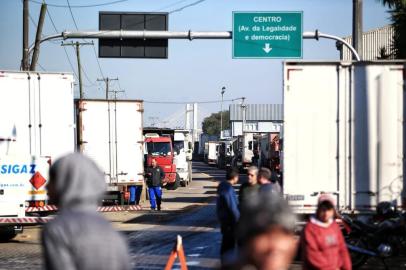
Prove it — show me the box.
[164,235,188,270]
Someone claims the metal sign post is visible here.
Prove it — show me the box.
[28,30,361,62]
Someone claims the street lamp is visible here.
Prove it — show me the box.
[220,86,226,139]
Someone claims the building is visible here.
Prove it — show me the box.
[229,104,283,137]
[339,25,395,61]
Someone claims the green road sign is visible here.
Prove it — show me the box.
[233,11,303,59]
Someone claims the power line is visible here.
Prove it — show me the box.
[168,0,208,14]
[42,5,79,80]
[143,97,245,104]
[29,0,130,8]
[117,80,124,92]
[91,44,105,79]
[156,0,189,11]
[47,9,94,85]
[66,0,105,79]
[37,62,46,71]
[97,77,118,100]
[62,41,94,99]
[66,0,79,29]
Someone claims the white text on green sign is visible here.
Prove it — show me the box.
[233,12,303,59]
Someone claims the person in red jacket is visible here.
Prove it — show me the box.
[302,194,352,270]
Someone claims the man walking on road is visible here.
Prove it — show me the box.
[217,168,240,264]
[239,166,259,206]
[146,158,165,211]
[42,153,131,270]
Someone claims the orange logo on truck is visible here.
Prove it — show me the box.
[30,172,46,190]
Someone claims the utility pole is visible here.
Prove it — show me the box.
[220,87,226,139]
[185,104,192,130]
[352,0,363,60]
[110,89,125,100]
[22,0,29,70]
[148,117,159,127]
[30,3,47,71]
[62,41,93,99]
[97,77,119,100]
[241,97,246,135]
[193,103,198,143]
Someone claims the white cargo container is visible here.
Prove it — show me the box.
[207,141,219,165]
[238,132,258,169]
[0,71,75,240]
[283,61,405,214]
[0,71,75,205]
[76,99,144,199]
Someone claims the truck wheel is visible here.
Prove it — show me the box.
[0,226,17,242]
[167,174,180,190]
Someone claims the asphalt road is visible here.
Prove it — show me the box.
[0,161,224,270]
[1,161,406,270]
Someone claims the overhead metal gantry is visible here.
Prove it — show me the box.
[28,29,361,62]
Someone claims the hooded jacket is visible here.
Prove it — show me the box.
[42,153,131,270]
[302,217,351,270]
[217,181,240,229]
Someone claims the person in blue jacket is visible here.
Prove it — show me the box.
[217,168,240,263]
[146,158,165,211]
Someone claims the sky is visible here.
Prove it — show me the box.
[0,0,391,128]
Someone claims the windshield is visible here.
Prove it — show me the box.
[173,141,184,153]
[147,142,172,156]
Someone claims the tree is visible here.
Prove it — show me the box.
[202,111,230,136]
[377,47,391,59]
[379,0,406,58]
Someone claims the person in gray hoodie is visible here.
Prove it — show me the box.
[42,153,131,270]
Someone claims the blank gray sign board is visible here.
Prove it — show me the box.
[99,12,168,58]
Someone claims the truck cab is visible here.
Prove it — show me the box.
[217,139,236,169]
[144,133,179,189]
[173,130,193,186]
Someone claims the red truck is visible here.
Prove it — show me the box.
[144,130,180,190]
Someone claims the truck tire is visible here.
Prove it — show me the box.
[167,174,180,190]
[0,226,17,242]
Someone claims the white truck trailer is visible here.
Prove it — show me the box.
[0,71,75,240]
[207,141,219,165]
[283,61,405,215]
[76,99,144,203]
[236,132,259,170]
[173,130,193,186]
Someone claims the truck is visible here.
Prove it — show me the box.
[217,139,237,169]
[259,133,281,172]
[0,71,75,240]
[76,99,145,204]
[283,61,405,215]
[173,130,193,186]
[237,132,261,170]
[206,141,219,165]
[143,128,180,190]
[198,133,218,159]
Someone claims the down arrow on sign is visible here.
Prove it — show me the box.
[263,43,272,53]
